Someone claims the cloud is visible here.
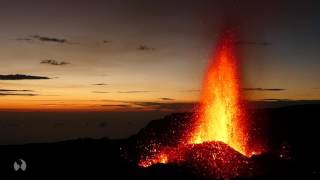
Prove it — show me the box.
[92,83,108,86]
[132,102,163,107]
[92,91,110,94]
[0,74,50,80]
[235,41,271,46]
[259,99,320,104]
[29,35,73,44]
[0,93,38,96]
[16,38,33,41]
[159,97,175,101]
[137,45,155,51]
[118,91,151,93]
[246,99,320,109]
[243,88,287,91]
[0,89,34,92]
[41,59,70,66]
[101,104,132,108]
[261,98,292,101]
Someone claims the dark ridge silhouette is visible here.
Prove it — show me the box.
[0,104,319,179]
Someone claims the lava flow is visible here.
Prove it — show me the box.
[138,29,262,178]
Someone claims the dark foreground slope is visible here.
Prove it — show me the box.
[0,104,320,179]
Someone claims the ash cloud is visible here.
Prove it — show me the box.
[41,59,70,66]
[243,88,287,91]
[0,74,50,80]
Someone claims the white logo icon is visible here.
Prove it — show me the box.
[13,159,27,171]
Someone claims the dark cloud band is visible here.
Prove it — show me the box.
[243,88,287,91]
[92,83,108,86]
[0,93,38,96]
[0,74,50,80]
[159,97,175,101]
[41,59,70,66]
[0,89,34,92]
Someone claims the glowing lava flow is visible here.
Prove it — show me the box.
[189,30,249,156]
[138,30,261,178]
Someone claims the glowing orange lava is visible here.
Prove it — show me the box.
[138,30,263,178]
[189,30,249,156]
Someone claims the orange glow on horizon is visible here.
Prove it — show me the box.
[0,99,196,112]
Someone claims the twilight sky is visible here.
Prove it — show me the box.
[0,0,319,111]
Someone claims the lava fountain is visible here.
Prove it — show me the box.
[189,29,249,156]
[138,29,262,178]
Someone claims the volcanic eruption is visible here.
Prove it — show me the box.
[188,29,249,156]
[138,29,263,179]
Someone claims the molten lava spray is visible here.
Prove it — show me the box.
[189,30,249,156]
[138,29,262,178]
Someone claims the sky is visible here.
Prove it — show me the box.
[0,0,320,112]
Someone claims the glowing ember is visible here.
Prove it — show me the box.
[138,29,263,178]
[138,142,255,179]
[189,30,249,156]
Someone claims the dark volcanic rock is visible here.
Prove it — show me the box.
[0,105,320,179]
[133,105,320,179]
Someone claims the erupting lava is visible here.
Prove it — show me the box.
[138,29,262,178]
[189,30,248,156]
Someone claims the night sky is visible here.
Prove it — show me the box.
[0,0,319,112]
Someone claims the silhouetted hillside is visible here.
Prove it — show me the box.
[0,104,319,179]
